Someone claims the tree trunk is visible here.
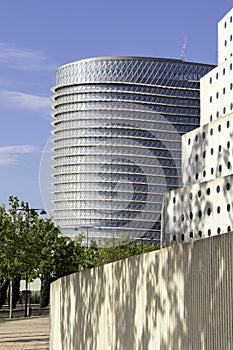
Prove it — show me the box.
[9,279,13,319]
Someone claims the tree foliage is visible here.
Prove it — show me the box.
[0,196,160,315]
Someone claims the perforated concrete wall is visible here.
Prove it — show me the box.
[50,233,233,350]
[182,114,233,187]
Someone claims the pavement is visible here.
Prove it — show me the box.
[0,315,49,349]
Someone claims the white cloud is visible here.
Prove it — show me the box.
[0,43,55,71]
[0,91,50,111]
[0,145,39,166]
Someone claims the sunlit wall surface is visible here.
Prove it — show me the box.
[51,57,214,241]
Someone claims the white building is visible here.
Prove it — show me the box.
[162,8,233,246]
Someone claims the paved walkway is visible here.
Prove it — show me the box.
[0,315,49,349]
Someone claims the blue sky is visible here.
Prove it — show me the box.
[0,0,232,213]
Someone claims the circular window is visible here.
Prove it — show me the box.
[219,164,222,172]
[227,141,230,149]
[181,214,184,221]
[216,111,219,118]
[198,210,202,218]
[195,135,198,142]
[223,107,226,114]
[225,40,227,47]
[173,197,176,204]
[195,154,198,161]
[206,188,211,195]
[173,235,176,241]
[216,73,219,79]
[228,226,231,232]
[208,229,211,237]
[181,234,184,241]
[210,115,213,121]
[202,131,206,139]
[227,204,231,212]
[195,173,198,180]
[210,128,213,136]
[190,232,193,239]
[199,231,202,237]
[198,190,201,198]
[211,168,214,175]
[210,148,214,155]
[216,92,219,99]
[227,121,230,128]
[216,185,220,193]
[223,68,226,75]
[203,150,206,158]
[227,162,231,169]
[217,206,221,214]
[219,145,222,152]
[190,212,193,220]
[226,183,231,191]
[223,87,226,94]
[217,227,221,234]
[203,170,206,177]
[207,208,211,216]
[231,83,233,90]
[218,125,221,132]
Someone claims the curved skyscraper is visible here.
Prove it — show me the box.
[51,56,214,241]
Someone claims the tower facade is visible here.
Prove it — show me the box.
[51,57,213,241]
[162,9,233,246]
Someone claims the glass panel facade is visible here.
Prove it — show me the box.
[51,56,214,241]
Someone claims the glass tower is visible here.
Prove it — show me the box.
[51,56,214,241]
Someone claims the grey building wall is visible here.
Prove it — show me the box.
[50,233,233,350]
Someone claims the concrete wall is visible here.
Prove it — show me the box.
[50,233,233,349]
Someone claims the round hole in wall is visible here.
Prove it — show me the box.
[219,164,222,172]
[206,188,211,195]
[216,185,220,193]
[223,87,226,94]
[210,148,214,155]
[181,234,184,241]
[217,206,221,214]
[211,168,214,175]
[223,107,226,114]
[202,150,206,158]
[173,235,176,242]
[228,226,231,232]
[190,212,193,220]
[173,216,176,223]
[227,141,230,149]
[198,231,202,237]
[208,229,211,237]
[217,227,221,234]
[181,214,184,221]
[198,190,201,198]
[210,128,213,136]
[223,68,226,75]
[231,103,233,110]
[227,120,230,128]
[188,138,191,145]
[195,154,198,161]
[225,40,227,47]
[218,124,221,132]
[209,96,212,102]
[227,161,231,169]
[226,183,231,191]
[180,194,184,202]
[203,170,206,177]
[231,36,233,42]
[207,208,211,216]
[198,210,202,218]
[231,16,232,23]
[188,175,191,183]
[202,131,206,139]
[216,92,219,99]
[195,173,198,180]
[190,232,193,239]
[189,192,193,200]
[173,197,176,204]
[231,83,233,90]
[216,72,219,79]
[209,77,212,84]
[195,135,198,142]
[216,111,219,118]
[225,21,227,28]
[219,145,222,152]
[210,115,213,121]
[227,204,231,212]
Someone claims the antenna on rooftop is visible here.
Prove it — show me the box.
[181,35,186,61]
